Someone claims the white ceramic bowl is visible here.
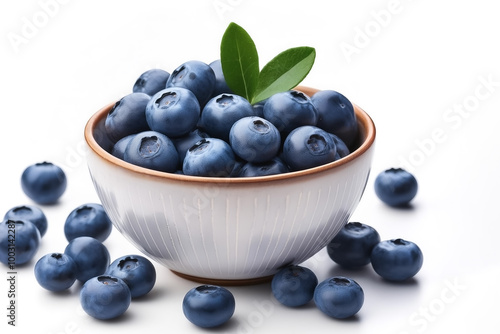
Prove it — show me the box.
[84,86,376,285]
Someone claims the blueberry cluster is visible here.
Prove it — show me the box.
[105,60,358,177]
[267,221,423,320]
[1,163,157,320]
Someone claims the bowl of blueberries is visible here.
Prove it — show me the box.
[84,60,376,284]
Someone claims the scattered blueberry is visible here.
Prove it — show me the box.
[133,68,170,96]
[106,255,156,298]
[374,168,418,207]
[183,138,236,177]
[146,87,201,138]
[123,130,179,173]
[4,204,48,237]
[314,276,364,319]
[183,285,235,328]
[199,93,257,142]
[229,116,281,163]
[80,275,131,320]
[327,222,381,269]
[263,90,318,136]
[34,253,77,292]
[271,265,318,307]
[21,162,67,205]
[64,236,110,283]
[282,126,337,171]
[64,203,113,242]
[238,157,290,177]
[370,239,423,281]
[104,92,151,143]
[166,60,216,107]
[311,90,358,148]
[0,219,41,266]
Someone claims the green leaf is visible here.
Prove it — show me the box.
[220,22,259,101]
[251,47,316,104]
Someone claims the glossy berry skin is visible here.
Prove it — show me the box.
[370,239,423,281]
[64,203,113,242]
[111,134,135,160]
[209,59,232,97]
[64,236,110,283]
[4,204,48,237]
[314,276,364,319]
[106,255,156,298]
[183,285,235,328]
[327,222,381,268]
[21,162,67,205]
[80,275,131,320]
[263,90,318,136]
[282,126,337,171]
[183,138,236,177]
[123,130,179,173]
[34,253,77,291]
[311,90,358,148]
[166,60,216,107]
[146,87,201,138]
[374,168,418,207]
[172,129,208,168]
[271,265,318,307]
[104,93,151,143]
[238,157,289,177]
[0,219,41,266]
[330,133,350,159]
[133,68,170,96]
[199,93,257,142]
[229,116,281,163]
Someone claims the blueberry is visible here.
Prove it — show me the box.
[183,138,236,177]
[34,253,77,292]
[327,222,381,269]
[282,126,337,171]
[123,130,179,173]
[329,133,350,159]
[229,116,281,163]
[182,285,235,328]
[314,276,364,319]
[271,265,318,307]
[133,68,170,96]
[80,275,131,320]
[199,93,257,142]
[263,90,318,136]
[0,219,41,266]
[106,255,156,298]
[166,60,216,107]
[111,134,136,160]
[172,129,208,168]
[104,93,151,142]
[21,162,67,205]
[64,236,110,283]
[209,59,233,97]
[64,203,113,242]
[370,239,423,281]
[4,204,48,237]
[145,87,200,138]
[311,90,358,148]
[374,168,418,207]
[238,157,290,177]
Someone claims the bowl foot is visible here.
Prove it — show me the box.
[170,270,273,286]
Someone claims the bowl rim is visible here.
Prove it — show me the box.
[84,86,376,184]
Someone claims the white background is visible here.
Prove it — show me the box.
[1,0,499,333]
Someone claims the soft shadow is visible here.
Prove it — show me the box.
[132,286,168,303]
